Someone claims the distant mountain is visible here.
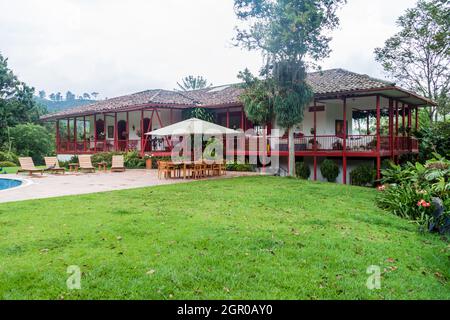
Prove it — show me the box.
[35,96,96,113]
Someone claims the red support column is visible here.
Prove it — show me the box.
[94,114,97,152]
[140,109,144,157]
[376,96,381,181]
[395,101,399,136]
[313,100,317,151]
[402,104,406,137]
[83,116,86,153]
[104,113,107,152]
[342,97,347,184]
[67,119,70,152]
[389,99,394,160]
[56,120,60,154]
[415,106,419,131]
[74,117,77,154]
[226,108,230,128]
[126,111,129,152]
[114,112,118,152]
[241,107,244,130]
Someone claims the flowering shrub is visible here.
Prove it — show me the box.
[377,154,449,233]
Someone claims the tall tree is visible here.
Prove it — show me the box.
[234,0,346,176]
[55,92,62,101]
[82,92,91,100]
[0,53,46,147]
[375,0,450,122]
[49,93,56,101]
[91,92,99,100]
[38,90,46,99]
[66,91,75,101]
[177,75,212,91]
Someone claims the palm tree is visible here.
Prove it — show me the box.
[176,76,212,91]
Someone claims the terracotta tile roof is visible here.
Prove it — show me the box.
[41,69,423,121]
[307,68,394,95]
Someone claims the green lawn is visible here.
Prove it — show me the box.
[1,166,46,174]
[0,177,448,300]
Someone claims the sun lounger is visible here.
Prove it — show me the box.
[111,155,126,172]
[78,155,95,173]
[44,157,65,174]
[17,157,45,176]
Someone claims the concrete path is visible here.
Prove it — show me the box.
[0,170,256,204]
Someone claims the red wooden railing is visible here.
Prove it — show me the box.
[57,135,420,155]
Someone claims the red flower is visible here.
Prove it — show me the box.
[417,200,431,208]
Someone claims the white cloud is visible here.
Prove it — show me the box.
[0,0,416,98]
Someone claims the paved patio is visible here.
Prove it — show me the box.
[0,170,256,204]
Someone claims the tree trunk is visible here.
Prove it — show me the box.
[288,127,295,177]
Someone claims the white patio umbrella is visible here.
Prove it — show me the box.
[145,118,240,136]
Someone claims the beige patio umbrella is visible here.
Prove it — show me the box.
[145,118,240,136]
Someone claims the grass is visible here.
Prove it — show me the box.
[1,166,46,174]
[0,176,448,300]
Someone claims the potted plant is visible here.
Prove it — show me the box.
[308,138,318,150]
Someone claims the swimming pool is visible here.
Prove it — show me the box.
[0,178,22,191]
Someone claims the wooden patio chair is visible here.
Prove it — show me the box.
[17,157,45,176]
[78,155,96,173]
[44,157,65,174]
[111,155,126,172]
[158,161,171,179]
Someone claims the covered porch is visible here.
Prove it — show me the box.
[54,105,250,156]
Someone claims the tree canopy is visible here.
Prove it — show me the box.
[375,0,450,121]
[177,75,212,91]
[0,53,47,147]
[234,0,346,175]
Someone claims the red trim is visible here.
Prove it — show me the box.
[342,98,347,184]
[56,120,60,153]
[376,96,381,181]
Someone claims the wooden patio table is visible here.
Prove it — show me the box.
[69,163,79,172]
[97,161,108,173]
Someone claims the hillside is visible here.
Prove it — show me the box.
[35,97,96,113]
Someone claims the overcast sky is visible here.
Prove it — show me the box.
[0,0,417,99]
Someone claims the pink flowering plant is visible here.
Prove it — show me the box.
[377,154,449,232]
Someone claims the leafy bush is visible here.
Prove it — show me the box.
[295,162,310,180]
[320,159,339,182]
[226,162,255,172]
[377,153,450,234]
[0,161,17,168]
[124,151,145,169]
[0,151,19,165]
[415,121,450,162]
[350,164,376,187]
[9,124,54,165]
[151,156,172,169]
